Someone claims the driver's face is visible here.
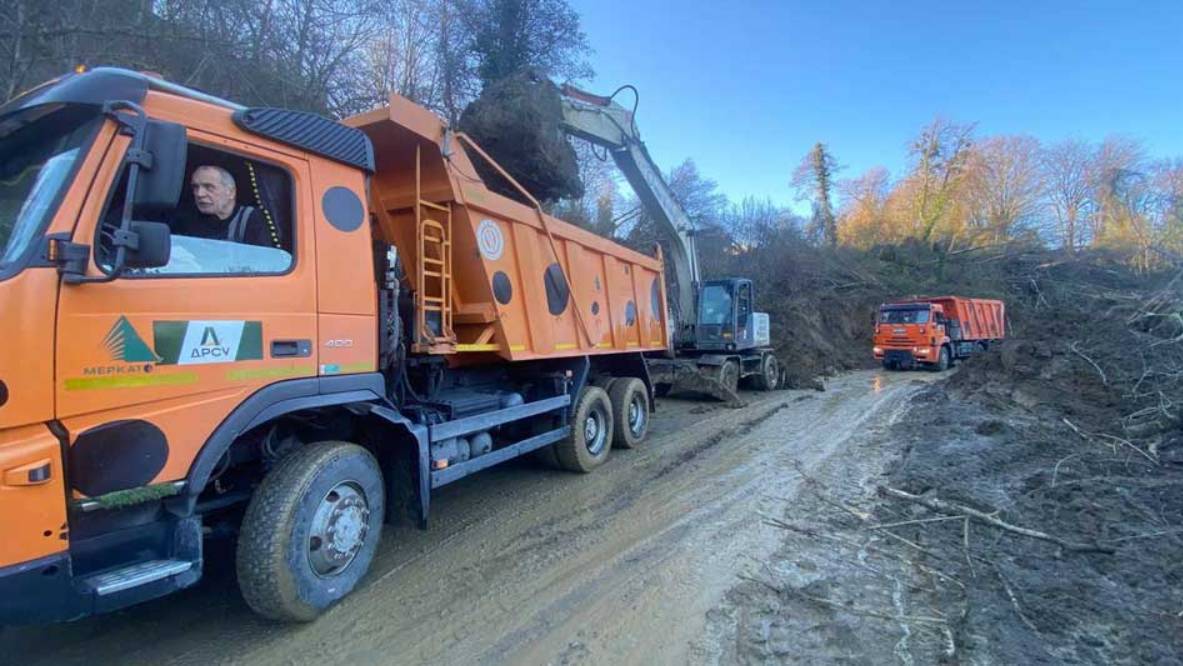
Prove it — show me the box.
[191,168,236,219]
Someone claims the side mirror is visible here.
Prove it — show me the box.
[124,220,171,269]
[132,120,188,214]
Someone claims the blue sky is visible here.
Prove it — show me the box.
[570,1,1183,208]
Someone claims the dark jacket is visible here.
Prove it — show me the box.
[171,205,282,249]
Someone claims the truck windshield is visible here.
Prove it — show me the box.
[699,284,733,325]
[880,308,930,324]
[0,104,100,275]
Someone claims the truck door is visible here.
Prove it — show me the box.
[54,130,318,499]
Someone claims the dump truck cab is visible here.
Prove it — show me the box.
[0,68,669,625]
[873,301,949,369]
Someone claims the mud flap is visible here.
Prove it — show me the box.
[366,405,431,529]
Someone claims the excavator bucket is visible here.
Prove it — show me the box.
[649,358,746,407]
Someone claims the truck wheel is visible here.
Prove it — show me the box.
[753,354,780,391]
[237,441,385,622]
[935,346,950,372]
[556,386,614,472]
[718,360,740,394]
[609,378,649,449]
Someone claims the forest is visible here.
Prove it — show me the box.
[3,0,1179,274]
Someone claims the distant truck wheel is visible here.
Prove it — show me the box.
[753,354,780,391]
[609,377,650,449]
[654,383,672,397]
[236,441,385,622]
[935,346,951,371]
[556,386,614,473]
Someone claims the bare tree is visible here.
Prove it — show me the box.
[965,135,1045,244]
[1042,139,1094,252]
[836,166,892,247]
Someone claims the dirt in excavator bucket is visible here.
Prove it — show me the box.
[458,69,584,203]
[650,359,748,407]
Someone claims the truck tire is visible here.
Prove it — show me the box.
[753,354,780,391]
[935,346,950,372]
[555,386,614,473]
[609,377,649,449]
[237,441,385,622]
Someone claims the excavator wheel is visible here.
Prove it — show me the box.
[555,386,614,473]
[718,360,740,394]
[753,354,780,391]
[608,377,650,449]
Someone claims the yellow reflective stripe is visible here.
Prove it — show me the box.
[455,343,501,352]
[555,342,577,350]
[65,372,199,391]
[227,365,314,381]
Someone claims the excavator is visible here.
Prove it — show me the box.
[557,84,782,399]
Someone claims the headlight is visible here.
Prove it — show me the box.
[914,347,928,355]
[873,346,883,354]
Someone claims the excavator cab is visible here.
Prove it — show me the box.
[692,278,766,352]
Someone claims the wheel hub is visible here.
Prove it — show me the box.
[628,397,646,436]
[308,482,370,577]
[584,410,607,455]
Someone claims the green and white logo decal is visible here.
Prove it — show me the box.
[103,316,162,363]
[153,320,263,365]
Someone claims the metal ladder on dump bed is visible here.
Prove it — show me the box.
[414,143,456,353]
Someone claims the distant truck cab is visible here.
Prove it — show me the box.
[873,296,1005,371]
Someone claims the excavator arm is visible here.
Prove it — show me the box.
[558,84,699,340]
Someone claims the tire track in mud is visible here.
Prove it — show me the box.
[3,371,936,666]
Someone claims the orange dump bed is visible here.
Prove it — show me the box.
[922,296,1006,341]
[345,96,669,363]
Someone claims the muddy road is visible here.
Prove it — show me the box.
[3,370,936,665]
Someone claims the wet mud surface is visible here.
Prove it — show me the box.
[3,370,933,665]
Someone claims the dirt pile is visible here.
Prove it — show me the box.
[724,254,1183,664]
[458,69,584,203]
[888,261,1183,663]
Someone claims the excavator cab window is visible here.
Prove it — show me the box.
[698,284,733,326]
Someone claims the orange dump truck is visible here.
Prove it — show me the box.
[0,68,669,624]
[873,296,1005,371]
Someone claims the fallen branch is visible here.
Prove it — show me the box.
[1069,341,1108,386]
[879,487,1115,554]
[994,565,1042,636]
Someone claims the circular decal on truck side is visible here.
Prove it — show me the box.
[477,219,504,261]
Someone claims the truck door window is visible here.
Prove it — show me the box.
[97,143,294,276]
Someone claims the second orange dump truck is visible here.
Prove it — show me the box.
[873,296,1005,371]
[0,68,671,624]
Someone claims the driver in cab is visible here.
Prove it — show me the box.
[171,165,280,248]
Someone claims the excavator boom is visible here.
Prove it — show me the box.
[558,84,699,340]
